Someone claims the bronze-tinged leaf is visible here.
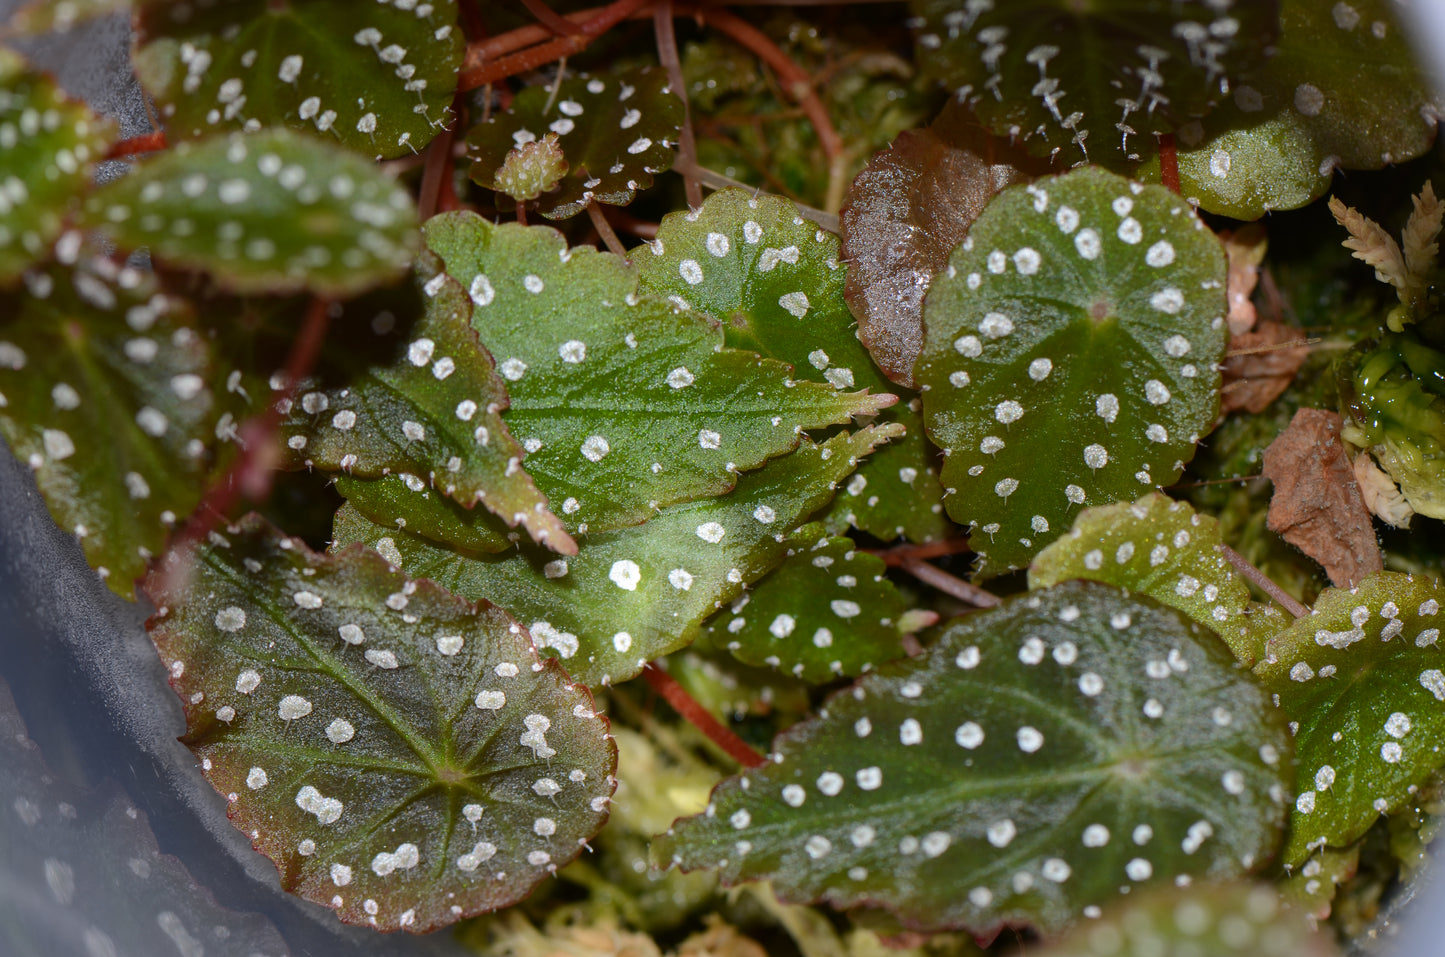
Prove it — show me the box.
[1261,408,1382,588]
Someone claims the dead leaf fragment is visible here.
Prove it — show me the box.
[1353,451,1415,529]
[1220,320,1310,415]
[1261,408,1383,588]
[1222,224,1268,335]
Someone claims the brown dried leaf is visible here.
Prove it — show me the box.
[839,101,1053,387]
[1402,180,1443,306]
[676,917,769,957]
[1261,408,1382,588]
[1220,320,1311,415]
[1328,196,1408,300]
[1222,224,1268,335]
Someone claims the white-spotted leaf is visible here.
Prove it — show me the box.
[133,0,461,159]
[916,167,1227,578]
[466,67,683,220]
[333,426,904,688]
[1254,572,1445,865]
[144,515,617,933]
[422,212,895,533]
[335,473,513,557]
[81,129,419,296]
[653,581,1291,935]
[281,271,574,555]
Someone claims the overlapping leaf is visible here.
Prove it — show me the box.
[145,515,617,933]
[839,102,1051,388]
[81,129,419,296]
[636,188,948,543]
[1255,572,1445,864]
[1029,493,1280,664]
[1139,0,1441,219]
[909,0,1278,166]
[280,271,573,555]
[422,212,894,533]
[0,256,224,598]
[0,50,115,283]
[916,167,1227,578]
[466,67,683,220]
[133,0,461,159]
[333,426,903,688]
[335,473,512,557]
[700,524,934,682]
[654,581,1291,935]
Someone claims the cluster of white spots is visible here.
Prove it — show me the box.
[295,785,343,824]
[370,842,420,877]
[521,713,555,758]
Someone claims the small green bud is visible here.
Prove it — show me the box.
[493,132,567,202]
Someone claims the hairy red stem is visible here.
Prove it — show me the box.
[654,0,703,209]
[522,0,588,35]
[642,665,767,769]
[459,0,650,91]
[900,559,1001,609]
[866,537,973,566]
[587,200,628,257]
[1159,132,1180,194]
[106,131,167,159]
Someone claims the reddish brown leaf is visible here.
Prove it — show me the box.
[1220,320,1310,415]
[1261,408,1382,587]
[839,102,1053,387]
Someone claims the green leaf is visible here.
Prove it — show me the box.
[335,473,512,557]
[0,49,115,284]
[144,514,617,933]
[1137,0,1441,219]
[422,212,895,533]
[636,187,950,544]
[133,0,461,159]
[1032,882,1339,957]
[333,426,904,688]
[699,524,932,682]
[1029,493,1281,665]
[466,67,683,220]
[80,129,419,297]
[1281,842,1359,920]
[281,271,574,555]
[916,167,1227,578]
[0,255,225,598]
[653,581,1291,935]
[1254,571,1445,865]
[909,0,1278,167]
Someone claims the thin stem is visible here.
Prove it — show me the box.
[654,0,703,209]
[587,200,628,257]
[642,665,767,769]
[673,158,840,232]
[1159,133,1180,194]
[1169,473,1263,489]
[521,0,588,35]
[865,538,973,566]
[1219,543,1309,618]
[418,99,461,219]
[1225,337,1317,358]
[106,131,167,159]
[900,560,1001,608]
[458,0,650,91]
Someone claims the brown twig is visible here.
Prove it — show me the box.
[106,131,167,160]
[642,664,767,768]
[458,0,651,91]
[900,560,1001,608]
[522,0,588,35]
[1219,543,1309,618]
[866,538,973,566]
[587,200,628,257]
[654,0,704,208]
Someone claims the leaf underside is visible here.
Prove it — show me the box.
[133,0,462,159]
[654,581,1291,936]
[144,515,617,933]
[916,166,1227,578]
[1254,571,1445,865]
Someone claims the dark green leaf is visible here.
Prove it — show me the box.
[281,271,574,555]
[700,524,934,682]
[1254,571,1445,864]
[145,514,617,932]
[0,255,225,598]
[909,0,1278,167]
[0,49,115,283]
[466,67,683,220]
[422,212,895,533]
[333,425,904,688]
[335,473,512,557]
[81,129,419,296]
[133,0,461,159]
[916,167,1227,577]
[654,581,1291,935]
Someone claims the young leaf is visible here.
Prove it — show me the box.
[0,255,224,598]
[916,167,1227,578]
[909,0,1278,167]
[335,473,513,557]
[132,0,461,159]
[1028,493,1269,665]
[466,67,683,220]
[653,581,1291,935]
[281,271,574,555]
[81,129,419,297]
[1138,0,1439,219]
[1282,843,1360,921]
[333,426,904,688]
[839,102,1051,388]
[0,49,115,284]
[145,515,617,933]
[699,524,933,683]
[422,212,894,533]
[635,187,949,543]
[1255,571,1445,865]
